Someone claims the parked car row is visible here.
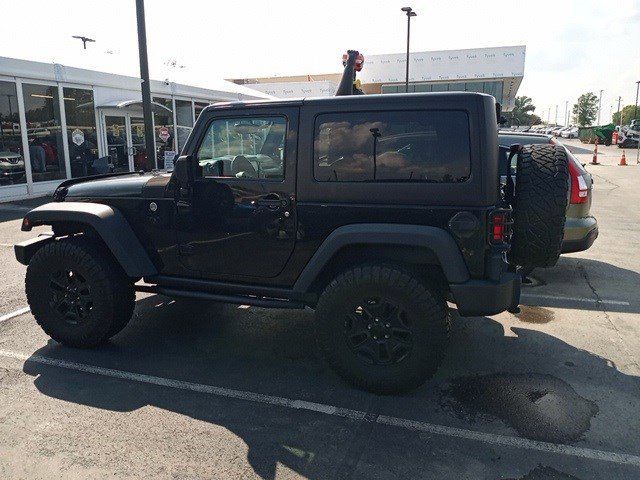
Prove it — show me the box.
[617,120,639,148]
[500,125,579,138]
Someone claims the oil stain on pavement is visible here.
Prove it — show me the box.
[514,305,555,324]
[445,373,598,443]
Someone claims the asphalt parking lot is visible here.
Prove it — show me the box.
[1,145,639,479]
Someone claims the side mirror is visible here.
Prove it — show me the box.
[172,155,192,187]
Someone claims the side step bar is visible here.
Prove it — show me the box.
[135,284,307,310]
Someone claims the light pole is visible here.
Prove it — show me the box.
[135,0,156,171]
[564,100,568,126]
[634,80,639,164]
[555,104,558,126]
[616,96,622,129]
[401,7,417,93]
[597,89,603,126]
[634,80,639,121]
[72,35,95,50]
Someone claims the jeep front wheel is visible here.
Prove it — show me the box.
[25,237,135,348]
[315,264,449,394]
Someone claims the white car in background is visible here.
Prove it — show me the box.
[561,127,579,139]
[0,151,26,185]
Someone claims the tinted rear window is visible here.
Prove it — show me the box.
[314,110,470,183]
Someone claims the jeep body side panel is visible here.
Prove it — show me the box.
[292,223,470,292]
[21,202,157,277]
[274,203,489,285]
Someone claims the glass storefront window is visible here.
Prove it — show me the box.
[430,83,448,92]
[64,88,100,178]
[175,99,193,152]
[152,97,174,169]
[0,81,26,186]
[413,83,431,93]
[22,83,66,182]
[484,81,504,103]
[465,82,484,93]
[194,101,209,121]
[105,116,129,173]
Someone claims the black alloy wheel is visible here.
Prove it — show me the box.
[26,237,135,348]
[49,269,93,326]
[316,264,450,394]
[344,298,413,365]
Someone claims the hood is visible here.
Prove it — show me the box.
[61,173,153,199]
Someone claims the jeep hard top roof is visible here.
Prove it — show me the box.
[200,91,497,114]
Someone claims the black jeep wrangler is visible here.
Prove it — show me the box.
[15,92,569,393]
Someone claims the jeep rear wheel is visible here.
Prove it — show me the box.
[315,264,449,394]
[509,144,569,270]
[25,237,135,348]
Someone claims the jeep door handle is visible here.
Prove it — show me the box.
[256,194,288,208]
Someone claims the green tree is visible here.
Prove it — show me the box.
[612,104,640,126]
[509,96,537,126]
[572,92,599,127]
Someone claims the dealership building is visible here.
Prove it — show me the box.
[231,45,526,110]
[0,45,525,201]
[0,56,270,201]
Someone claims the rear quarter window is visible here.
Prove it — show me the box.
[313,110,471,183]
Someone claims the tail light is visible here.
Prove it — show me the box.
[567,156,589,204]
[489,209,513,245]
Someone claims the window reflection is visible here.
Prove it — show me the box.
[22,83,66,182]
[0,81,26,185]
[314,111,470,183]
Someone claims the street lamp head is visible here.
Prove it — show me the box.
[401,6,412,12]
[409,11,417,16]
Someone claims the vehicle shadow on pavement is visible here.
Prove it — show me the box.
[21,295,640,479]
[523,256,640,314]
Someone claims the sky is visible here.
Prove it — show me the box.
[1,0,639,122]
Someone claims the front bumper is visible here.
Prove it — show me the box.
[14,233,53,265]
[450,271,521,317]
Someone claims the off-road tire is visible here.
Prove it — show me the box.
[315,264,449,394]
[509,144,569,270]
[25,237,135,347]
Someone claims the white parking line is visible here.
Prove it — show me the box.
[521,294,630,306]
[0,349,638,468]
[0,306,30,323]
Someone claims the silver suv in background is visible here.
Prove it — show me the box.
[499,131,598,255]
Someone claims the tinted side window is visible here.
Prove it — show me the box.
[196,116,286,180]
[314,110,470,183]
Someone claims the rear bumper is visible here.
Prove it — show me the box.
[562,220,598,254]
[450,271,521,317]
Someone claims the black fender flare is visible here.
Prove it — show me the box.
[21,202,157,277]
[292,223,470,293]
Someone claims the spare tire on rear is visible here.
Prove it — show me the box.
[508,144,569,270]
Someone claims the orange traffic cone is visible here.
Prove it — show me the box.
[619,150,627,166]
[591,138,599,165]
